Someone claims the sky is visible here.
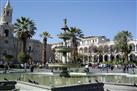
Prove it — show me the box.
[0,0,136,43]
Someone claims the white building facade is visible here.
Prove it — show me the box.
[52,35,137,63]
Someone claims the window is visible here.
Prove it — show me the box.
[4,29,9,37]
[28,46,32,52]
[7,11,10,16]
[2,50,7,56]
[5,40,8,44]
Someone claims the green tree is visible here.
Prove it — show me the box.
[4,55,14,62]
[14,17,36,58]
[68,27,84,63]
[40,31,52,65]
[103,45,109,53]
[97,46,104,55]
[114,30,132,63]
[17,52,29,63]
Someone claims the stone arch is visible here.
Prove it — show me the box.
[129,43,135,51]
[84,47,88,53]
[130,53,136,61]
[116,54,121,61]
[4,29,9,37]
[93,55,98,62]
[79,47,83,53]
[99,54,103,63]
[110,54,115,61]
[104,55,108,62]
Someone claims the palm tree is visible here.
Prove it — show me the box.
[14,17,36,56]
[40,31,52,65]
[114,30,132,64]
[68,27,84,63]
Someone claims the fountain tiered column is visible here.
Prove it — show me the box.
[54,19,72,77]
[56,19,72,64]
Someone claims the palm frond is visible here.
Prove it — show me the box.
[14,17,36,39]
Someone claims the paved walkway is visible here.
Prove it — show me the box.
[16,82,51,91]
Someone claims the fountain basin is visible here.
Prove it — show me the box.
[48,63,81,69]
[0,73,137,91]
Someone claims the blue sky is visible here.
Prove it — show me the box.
[0,0,136,43]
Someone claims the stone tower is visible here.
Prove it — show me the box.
[1,0,12,24]
[0,0,13,37]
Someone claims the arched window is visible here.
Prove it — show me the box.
[116,54,121,61]
[7,11,10,16]
[4,29,9,37]
[99,55,103,62]
[110,54,114,61]
[94,55,98,62]
[104,55,108,62]
[130,54,136,61]
[84,47,88,53]
[129,43,135,51]
[79,48,83,53]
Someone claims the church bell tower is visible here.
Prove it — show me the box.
[0,0,13,37]
[1,0,13,24]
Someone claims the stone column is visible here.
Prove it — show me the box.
[83,55,84,64]
[135,44,137,52]
[108,54,111,62]
[88,56,90,62]
[103,55,105,62]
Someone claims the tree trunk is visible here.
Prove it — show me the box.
[74,46,78,63]
[124,52,128,64]
[71,36,78,63]
[22,39,27,55]
[42,38,47,65]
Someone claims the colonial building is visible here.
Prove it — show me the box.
[52,35,137,63]
[0,1,42,63]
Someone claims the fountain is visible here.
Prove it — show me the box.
[55,19,72,77]
[56,18,72,64]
